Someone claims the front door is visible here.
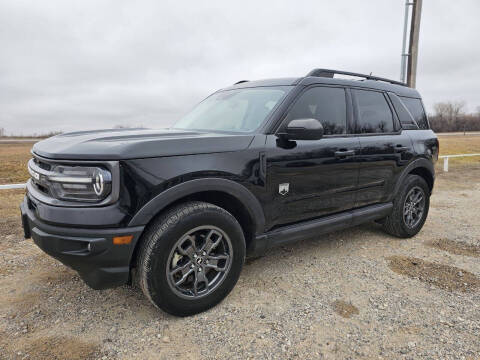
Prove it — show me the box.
[264,86,361,228]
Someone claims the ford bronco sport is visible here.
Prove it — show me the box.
[21,69,438,316]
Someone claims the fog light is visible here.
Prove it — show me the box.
[87,243,92,252]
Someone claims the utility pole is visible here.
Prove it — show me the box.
[400,1,412,84]
[407,0,422,88]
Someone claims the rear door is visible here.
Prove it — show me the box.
[352,88,414,207]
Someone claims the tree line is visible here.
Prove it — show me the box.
[428,101,480,133]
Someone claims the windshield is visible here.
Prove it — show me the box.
[174,86,291,133]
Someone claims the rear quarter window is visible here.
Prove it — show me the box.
[388,93,418,129]
[400,96,429,129]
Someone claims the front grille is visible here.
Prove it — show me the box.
[28,156,55,198]
[35,182,49,195]
[33,157,52,171]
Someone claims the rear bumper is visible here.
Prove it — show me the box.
[20,196,144,289]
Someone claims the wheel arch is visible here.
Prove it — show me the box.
[393,158,435,197]
[408,166,434,193]
[128,178,265,256]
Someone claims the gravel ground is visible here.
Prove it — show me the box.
[0,166,479,360]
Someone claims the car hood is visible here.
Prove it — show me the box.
[32,128,255,160]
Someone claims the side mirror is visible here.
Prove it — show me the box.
[279,118,324,141]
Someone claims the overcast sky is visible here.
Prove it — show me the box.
[1,0,479,135]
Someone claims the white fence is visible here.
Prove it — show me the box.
[0,153,479,190]
[0,183,26,190]
[439,153,480,172]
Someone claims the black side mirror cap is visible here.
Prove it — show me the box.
[278,118,324,141]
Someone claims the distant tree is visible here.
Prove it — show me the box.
[113,124,144,129]
[433,101,465,122]
[43,131,63,138]
[429,101,480,133]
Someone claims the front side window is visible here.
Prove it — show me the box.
[354,89,394,134]
[174,86,291,133]
[400,97,429,129]
[284,87,347,135]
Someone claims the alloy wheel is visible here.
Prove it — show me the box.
[166,225,233,299]
[403,186,425,228]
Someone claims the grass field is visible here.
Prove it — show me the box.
[0,133,479,185]
[0,143,32,183]
[437,133,480,166]
[437,133,480,155]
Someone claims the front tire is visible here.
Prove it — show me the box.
[137,201,245,316]
[382,174,430,238]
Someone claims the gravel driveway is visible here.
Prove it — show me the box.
[1,166,479,360]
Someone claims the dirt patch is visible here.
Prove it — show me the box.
[427,239,480,258]
[1,335,101,360]
[332,300,359,318]
[387,256,480,292]
[0,266,9,276]
[397,325,421,335]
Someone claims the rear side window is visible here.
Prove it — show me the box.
[285,86,347,135]
[389,93,418,129]
[353,89,394,134]
[400,97,429,129]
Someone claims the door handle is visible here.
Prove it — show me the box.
[394,145,409,153]
[334,150,355,158]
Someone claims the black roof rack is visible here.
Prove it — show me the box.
[234,80,249,85]
[306,68,407,87]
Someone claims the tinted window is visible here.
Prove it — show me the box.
[285,87,346,135]
[354,90,394,133]
[400,97,429,129]
[389,93,417,128]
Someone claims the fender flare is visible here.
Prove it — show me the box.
[128,178,266,234]
[392,158,435,197]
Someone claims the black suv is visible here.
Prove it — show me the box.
[21,69,438,316]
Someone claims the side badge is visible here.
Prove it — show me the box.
[279,183,289,196]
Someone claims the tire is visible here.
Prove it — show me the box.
[137,201,245,316]
[382,174,430,238]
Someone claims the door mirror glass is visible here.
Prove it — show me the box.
[279,118,324,140]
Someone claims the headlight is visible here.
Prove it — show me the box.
[49,165,112,202]
[28,159,113,203]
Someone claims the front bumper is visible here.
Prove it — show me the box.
[20,196,144,289]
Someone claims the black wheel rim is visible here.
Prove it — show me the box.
[403,186,425,229]
[166,226,233,299]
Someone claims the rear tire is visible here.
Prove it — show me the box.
[382,175,430,238]
[137,201,245,316]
